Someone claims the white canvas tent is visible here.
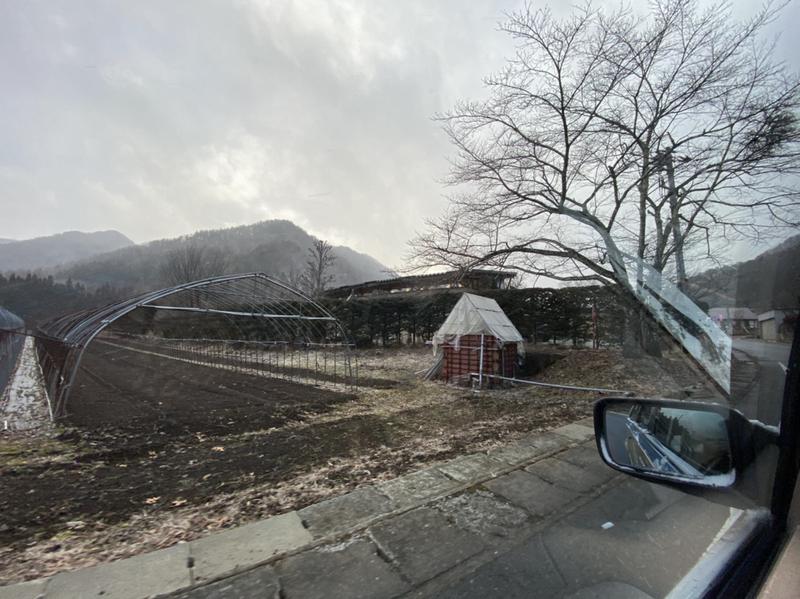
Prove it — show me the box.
[432,293,524,354]
[425,293,524,383]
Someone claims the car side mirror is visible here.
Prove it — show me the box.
[594,397,777,491]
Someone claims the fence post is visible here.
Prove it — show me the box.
[478,333,485,388]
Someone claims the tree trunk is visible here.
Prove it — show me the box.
[621,296,663,358]
[664,152,688,291]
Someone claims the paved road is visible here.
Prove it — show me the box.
[733,339,792,365]
[604,409,631,465]
[174,436,739,599]
[732,338,791,426]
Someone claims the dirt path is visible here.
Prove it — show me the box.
[0,336,51,431]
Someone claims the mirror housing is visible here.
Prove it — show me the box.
[594,397,777,492]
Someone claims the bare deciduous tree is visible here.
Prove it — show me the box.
[283,268,306,292]
[301,239,337,297]
[409,0,800,295]
[159,244,227,286]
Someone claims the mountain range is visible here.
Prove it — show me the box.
[1,221,391,292]
[0,230,134,272]
[1,221,795,316]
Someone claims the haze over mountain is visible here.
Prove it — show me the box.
[57,220,392,291]
[688,234,800,311]
[0,230,134,272]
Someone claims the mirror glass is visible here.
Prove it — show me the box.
[603,400,734,484]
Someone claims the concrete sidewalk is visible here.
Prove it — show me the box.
[3,418,731,598]
[0,420,599,599]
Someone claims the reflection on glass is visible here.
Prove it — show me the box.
[604,401,733,482]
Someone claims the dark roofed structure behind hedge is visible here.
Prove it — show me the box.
[325,269,515,299]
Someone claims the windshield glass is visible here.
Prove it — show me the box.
[0,1,797,598]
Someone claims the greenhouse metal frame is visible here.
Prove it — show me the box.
[0,306,25,397]
[36,273,355,420]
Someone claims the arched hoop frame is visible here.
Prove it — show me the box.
[36,273,354,419]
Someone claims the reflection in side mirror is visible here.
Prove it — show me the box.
[596,398,736,488]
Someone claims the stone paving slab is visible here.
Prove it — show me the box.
[172,566,280,599]
[0,578,46,599]
[557,444,605,469]
[557,445,619,486]
[577,479,684,523]
[47,543,191,599]
[516,430,574,453]
[486,439,557,467]
[430,534,566,599]
[565,581,658,599]
[541,506,697,598]
[484,470,580,518]
[190,511,312,584]
[435,453,506,483]
[551,423,594,442]
[525,457,610,494]
[370,507,485,585]
[299,486,395,538]
[375,467,460,507]
[274,538,409,599]
[433,490,529,540]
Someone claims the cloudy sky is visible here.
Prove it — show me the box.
[2,0,798,268]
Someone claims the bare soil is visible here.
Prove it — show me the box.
[0,342,709,583]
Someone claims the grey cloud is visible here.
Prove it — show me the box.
[1,0,797,266]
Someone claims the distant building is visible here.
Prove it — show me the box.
[709,307,759,336]
[758,309,797,342]
[325,269,515,299]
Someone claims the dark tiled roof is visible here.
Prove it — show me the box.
[325,269,514,298]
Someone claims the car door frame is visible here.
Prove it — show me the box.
[703,321,799,598]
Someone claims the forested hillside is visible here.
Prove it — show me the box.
[0,230,134,272]
[0,273,130,329]
[0,220,391,326]
[688,234,800,310]
[58,220,390,291]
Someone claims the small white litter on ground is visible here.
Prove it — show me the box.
[601,521,614,530]
[1,336,51,431]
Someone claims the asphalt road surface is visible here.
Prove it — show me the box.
[604,409,632,466]
[732,338,791,426]
[733,338,792,366]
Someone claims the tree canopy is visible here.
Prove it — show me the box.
[410,0,800,292]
